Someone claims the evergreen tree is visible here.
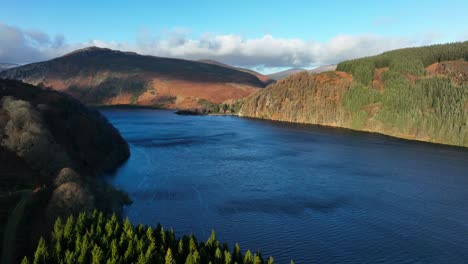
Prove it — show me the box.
[145,241,156,261]
[23,211,275,264]
[91,244,104,264]
[192,250,201,264]
[267,256,274,264]
[160,226,166,245]
[189,236,198,253]
[206,230,217,247]
[137,252,148,264]
[53,239,62,260]
[233,243,242,263]
[75,212,87,235]
[52,217,63,241]
[123,217,134,239]
[63,215,74,242]
[123,239,135,262]
[110,239,119,260]
[165,248,176,264]
[77,235,90,264]
[244,250,253,264]
[146,227,155,243]
[224,250,232,264]
[215,247,223,264]
[185,253,195,264]
[253,254,262,264]
[33,237,48,264]
[64,250,75,264]
[21,256,30,264]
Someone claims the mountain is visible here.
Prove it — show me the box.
[308,64,337,74]
[0,47,267,109]
[0,63,19,72]
[267,68,306,80]
[266,65,338,81]
[0,79,130,262]
[240,42,468,148]
[198,59,275,85]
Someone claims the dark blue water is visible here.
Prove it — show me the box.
[101,109,468,264]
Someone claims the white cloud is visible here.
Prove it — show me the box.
[0,23,78,64]
[0,23,447,72]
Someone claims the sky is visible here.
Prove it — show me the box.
[0,0,467,73]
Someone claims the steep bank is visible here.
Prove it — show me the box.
[0,79,130,262]
[240,42,468,148]
[240,71,353,126]
[0,47,266,109]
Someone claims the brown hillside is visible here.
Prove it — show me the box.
[426,60,468,84]
[0,47,266,108]
[240,71,353,126]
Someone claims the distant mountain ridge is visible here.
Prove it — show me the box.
[198,59,275,85]
[267,65,337,80]
[0,47,267,109]
[0,63,19,72]
[308,64,337,74]
[267,68,306,80]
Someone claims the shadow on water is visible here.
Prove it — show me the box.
[130,132,238,148]
[218,195,348,216]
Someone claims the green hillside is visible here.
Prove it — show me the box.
[240,41,468,147]
[336,41,468,85]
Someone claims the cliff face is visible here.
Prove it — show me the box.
[240,71,353,126]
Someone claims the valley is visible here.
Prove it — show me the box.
[0,5,467,262]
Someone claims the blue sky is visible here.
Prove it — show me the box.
[1,0,467,72]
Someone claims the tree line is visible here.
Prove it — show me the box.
[22,210,287,264]
[341,69,468,146]
[337,41,468,86]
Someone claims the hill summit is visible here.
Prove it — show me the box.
[0,47,267,109]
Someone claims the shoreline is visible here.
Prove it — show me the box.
[95,105,467,149]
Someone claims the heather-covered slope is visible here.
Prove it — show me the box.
[0,47,266,109]
[240,42,468,147]
[240,71,353,125]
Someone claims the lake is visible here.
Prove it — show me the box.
[101,109,468,264]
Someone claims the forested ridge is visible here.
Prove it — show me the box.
[336,41,468,85]
[240,41,468,147]
[22,211,279,264]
